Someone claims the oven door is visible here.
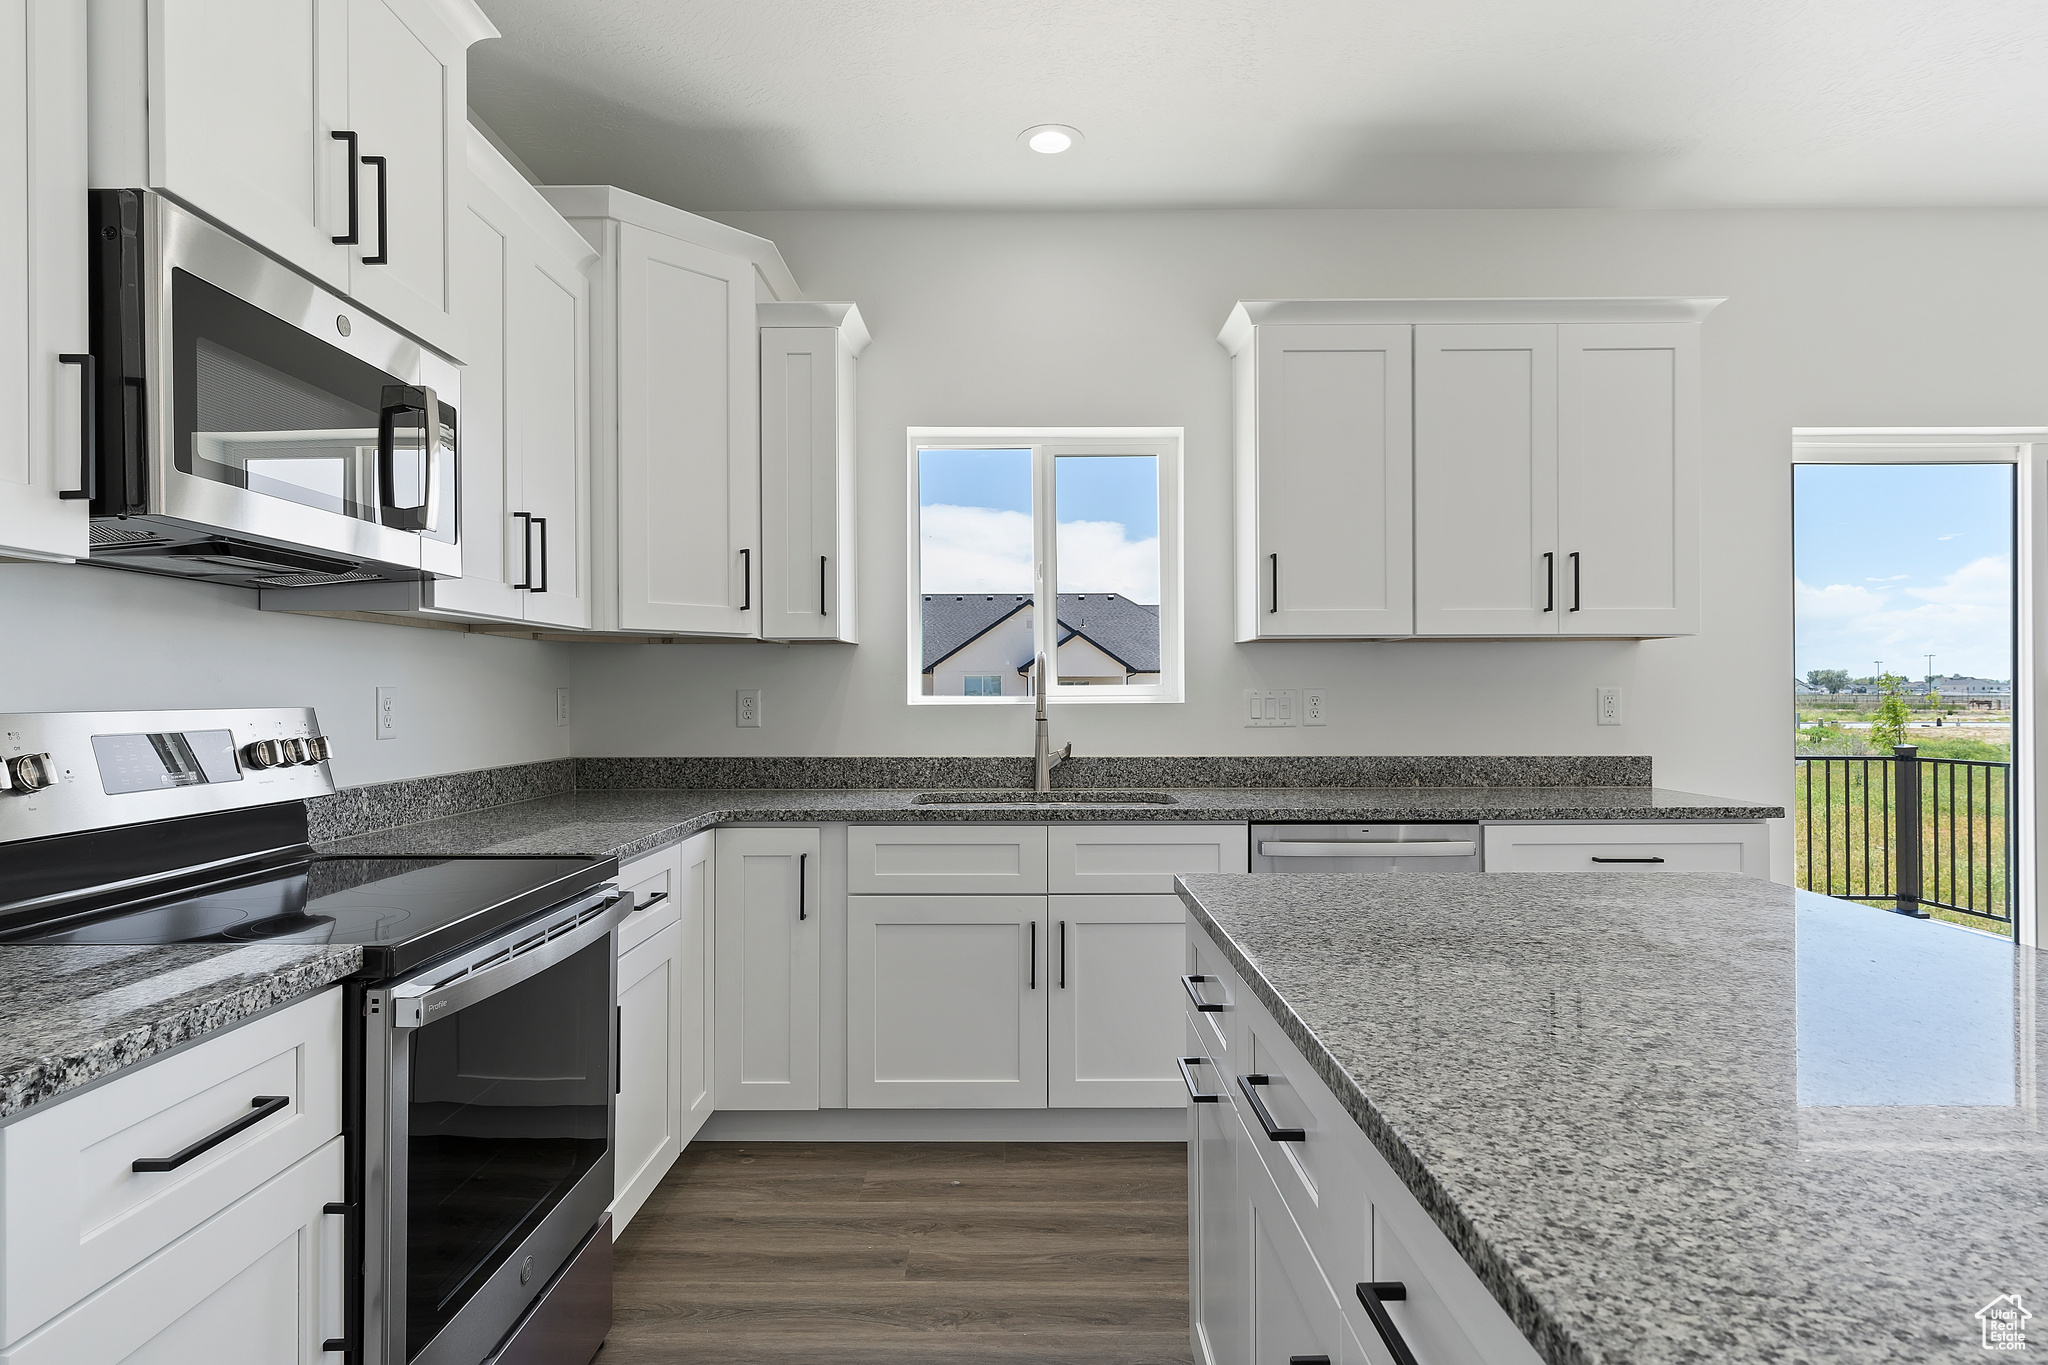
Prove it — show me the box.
[364,887,625,1365]
[114,193,460,577]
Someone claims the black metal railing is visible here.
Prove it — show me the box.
[1794,745,2013,933]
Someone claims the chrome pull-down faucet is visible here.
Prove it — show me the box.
[1033,653,1071,793]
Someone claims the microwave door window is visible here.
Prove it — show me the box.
[173,269,399,526]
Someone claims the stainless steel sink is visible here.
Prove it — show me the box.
[911,791,1179,806]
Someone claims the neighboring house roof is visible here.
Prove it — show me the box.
[920,592,1161,674]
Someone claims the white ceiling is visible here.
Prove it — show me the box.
[470,0,2048,211]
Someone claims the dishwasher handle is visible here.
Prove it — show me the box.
[1258,840,1476,859]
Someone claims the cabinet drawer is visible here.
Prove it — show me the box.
[1049,823,1248,893]
[1182,913,1240,1068]
[618,842,686,954]
[0,989,342,1346]
[848,824,1048,894]
[1481,821,1768,876]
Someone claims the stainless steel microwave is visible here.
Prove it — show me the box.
[82,190,460,587]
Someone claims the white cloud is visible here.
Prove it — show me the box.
[919,504,1033,592]
[1056,518,1160,602]
[1796,556,2012,677]
[1865,574,1908,582]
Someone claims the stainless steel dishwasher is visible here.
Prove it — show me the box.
[1248,822,1482,873]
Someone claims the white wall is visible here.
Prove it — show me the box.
[566,207,2048,857]
[0,563,574,787]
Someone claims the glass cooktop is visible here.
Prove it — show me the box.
[15,855,613,978]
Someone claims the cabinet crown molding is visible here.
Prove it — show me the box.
[759,301,871,355]
[1217,297,1726,355]
[431,0,502,48]
[538,185,802,301]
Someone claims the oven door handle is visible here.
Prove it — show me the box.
[384,889,628,1028]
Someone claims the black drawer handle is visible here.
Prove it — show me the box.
[1355,1282,1421,1365]
[1591,856,1666,864]
[360,153,388,264]
[330,130,359,244]
[1181,973,1225,1012]
[1178,1056,1220,1102]
[633,890,670,911]
[1237,1074,1304,1141]
[322,1200,356,1354]
[1290,1358,1331,1365]
[133,1095,288,1172]
[797,852,807,920]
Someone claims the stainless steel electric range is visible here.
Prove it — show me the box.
[0,709,623,1365]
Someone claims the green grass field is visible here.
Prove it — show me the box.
[1792,756,2013,937]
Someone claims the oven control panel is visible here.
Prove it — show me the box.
[0,708,335,842]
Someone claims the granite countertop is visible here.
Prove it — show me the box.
[0,944,363,1121]
[316,785,1783,865]
[1176,871,2046,1365]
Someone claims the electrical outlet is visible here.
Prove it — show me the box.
[1597,686,1623,726]
[1302,687,1329,726]
[375,686,398,740]
[736,690,762,727]
[556,687,571,727]
[1244,689,1297,728]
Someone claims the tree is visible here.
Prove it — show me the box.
[1869,672,1913,751]
[1807,668,1851,694]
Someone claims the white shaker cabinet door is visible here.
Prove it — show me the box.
[1048,895,1186,1108]
[340,0,478,358]
[613,916,683,1234]
[675,831,716,1141]
[1186,1015,1242,1365]
[1241,323,1412,639]
[145,0,352,291]
[1413,324,1560,636]
[846,895,1049,1109]
[713,827,820,1110]
[760,313,864,643]
[614,224,760,635]
[1242,1129,1347,1365]
[0,0,87,562]
[1556,322,1700,636]
[510,214,593,628]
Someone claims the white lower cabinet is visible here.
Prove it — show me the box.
[1481,820,1769,876]
[1049,894,1186,1107]
[1187,1014,1242,1365]
[846,895,1048,1108]
[713,826,821,1110]
[1245,1140,1361,1365]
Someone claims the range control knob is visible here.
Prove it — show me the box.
[285,738,313,765]
[241,740,291,770]
[305,735,334,763]
[3,753,58,793]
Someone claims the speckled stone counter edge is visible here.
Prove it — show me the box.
[0,947,364,1120]
[307,758,575,842]
[1175,884,1593,1365]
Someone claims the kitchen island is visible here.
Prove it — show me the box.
[1175,870,2043,1365]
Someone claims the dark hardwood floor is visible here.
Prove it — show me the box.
[601,1141,1195,1364]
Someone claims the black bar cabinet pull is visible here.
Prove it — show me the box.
[321,1201,356,1354]
[1178,1056,1220,1102]
[360,154,388,264]
[1591,856,1666,864]
[635,890,670,911]
[1569,551,1581,611]
[797,852,807,920]
[1236,1074,1304,1142]
[1029,920,1037,989]
[614,1006,623,1095]
[330,131,360,244]
[1269,552,1279,613]
[531,516,549,593]
[511,511,533,589]
[1289,1357,1332,1365]
[1058,920,1066,988]
[1355,1282,1421,1365]
[133,1095,288,1172]
[57,353,95,500]
[1181,974,1224,1012]
[1542,551,1554,612]
[820,554,828,616]
[739,547,751,610]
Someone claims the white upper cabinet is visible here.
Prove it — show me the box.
[760,302,869,643]
[1224,320,1413,640]
[1221,299,1717,640]
[0,0,88,562]
[544,185,801,636]
[88,0,491,359]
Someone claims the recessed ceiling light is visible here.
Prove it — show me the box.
[1020,124,1082,155]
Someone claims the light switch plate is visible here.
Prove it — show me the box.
[1597,686,1623,726]
[375,686,398,741]
[1244,689,1297,727]
[737,690,762,727]
[1302,687,1329,726]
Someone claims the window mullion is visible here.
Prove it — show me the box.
[1034,444,1059,692]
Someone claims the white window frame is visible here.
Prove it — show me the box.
[907,427,1185,706]
[1792,428,2041,949]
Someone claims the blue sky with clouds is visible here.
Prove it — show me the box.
[1793,463,2012,681]
[918,449,1161,602]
